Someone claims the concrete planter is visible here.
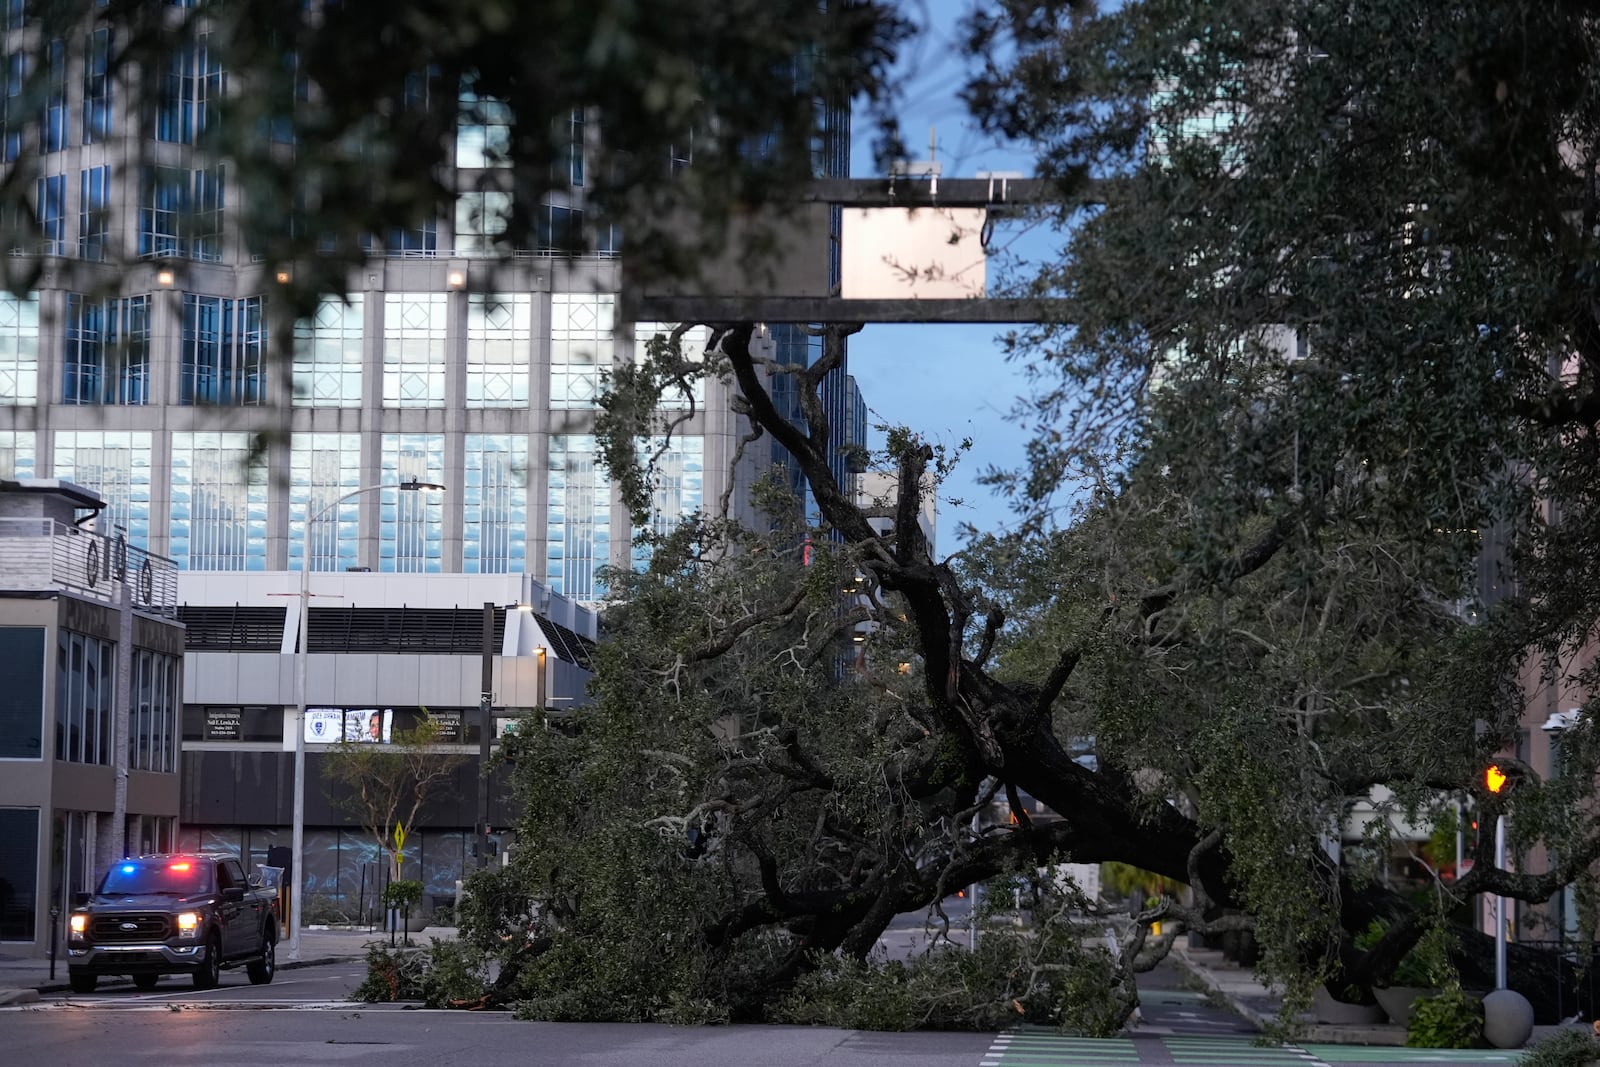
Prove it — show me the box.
[1372,985,1434,1028]
[1311,985,1387,1025]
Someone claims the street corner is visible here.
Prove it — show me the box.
[0,987,41,1006]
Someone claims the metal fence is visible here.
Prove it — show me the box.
[0,517,178,616]
[1519,940,1600,1022]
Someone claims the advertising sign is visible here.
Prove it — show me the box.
[304,707,395,743]
[204,709,241,741]
[429,711,463,743]
[304,709,344,743]
[344,708,393,743]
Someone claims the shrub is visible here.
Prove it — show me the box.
[1405,983,1483,1048]
[351,942,428,1002]
[1519,1028,1600,1067]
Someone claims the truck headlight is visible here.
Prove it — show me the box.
[68,914,86,939]
[176,912,200,937]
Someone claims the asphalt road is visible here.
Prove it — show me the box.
[0,957,1539,1067]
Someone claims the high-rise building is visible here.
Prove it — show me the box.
[0,4,866,957]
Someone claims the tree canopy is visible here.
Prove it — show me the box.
[423,0,1600,1028]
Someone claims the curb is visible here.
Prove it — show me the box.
[12,954,355,997]
[1169,947,1409,1047]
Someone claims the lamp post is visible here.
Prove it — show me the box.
[285,477,445,962]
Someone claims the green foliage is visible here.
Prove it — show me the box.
[417,939,491,1009]
[382,880,423,911]
[1404,984,1484,1049]
[1354,921,1453,989]
[351,943,428,1003]
[322,711,471,880]
[1519,1028,1600,1067]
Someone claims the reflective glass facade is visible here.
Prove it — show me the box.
[52,430,153,549]
[293,295,364,406]
[169,431,267,571]
[466,293,529,406]
[632,322,706,410]
[464,434,527,574]
[383,293,447,407]
[290,433,362,572]
[63,294,150,405]
[0,292,38,405]
[0,430,34,478]
[379,433,445,572]
[547,434,610,600]
[632,434,703,570]
[550,293,611,409]
[180,294,263,405]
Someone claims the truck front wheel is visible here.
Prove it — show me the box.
[68,972,97,994]
[246,933,275,985]
[192,934,221,990]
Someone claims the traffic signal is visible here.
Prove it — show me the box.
[1485,764,1510,794]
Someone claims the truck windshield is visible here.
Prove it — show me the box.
[98,861,211,896]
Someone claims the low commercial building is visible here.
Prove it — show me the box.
[0,478,184,959]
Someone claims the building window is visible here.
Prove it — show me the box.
[0,627,45,761]
[79,165,110,260]
[454,191,510,255]
[550,293,612,409]
[180,294,264,406]
[1,51,21,162]
[63,295,150,405]
[632,322,706,410]
[631,435,703,570]
[537,203,583,253]
[457,77,510,168]
[0,430,35,478]
[379,434,445,573]
[466,293,528,406]
[40,38,65,152]
[131,649,180,773]
[82,26,112,143]
[139,164,224,261]
[292,294,363,406]
[547,435,610,601]
[36,174,65,255]
[382,293,446,407]
[464,434,526,574]
[52,431,152,548]
[289,432,360,573]
[0,291,38,406]
[169,431,267,571]
[0,807,38,941]
[156,33,223,144]
[384,217,436,257]
[54,630,112,766]
[560,108,584,187]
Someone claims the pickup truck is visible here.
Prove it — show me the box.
[66,853,278,993]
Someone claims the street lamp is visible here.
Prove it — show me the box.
[285,477,445,961]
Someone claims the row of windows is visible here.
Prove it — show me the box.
[53,631,179,771]
[2,291,658,410]
[26,159,604,264]
[0,429,700,600]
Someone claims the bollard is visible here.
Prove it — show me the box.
[48,905,60,980]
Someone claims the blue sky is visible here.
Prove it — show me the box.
[845,0,1047,546]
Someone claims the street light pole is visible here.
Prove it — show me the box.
[285,477,445,962]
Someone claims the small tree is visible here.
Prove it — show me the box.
[323,711,470,881]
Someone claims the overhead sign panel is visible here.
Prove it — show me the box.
[841,207,987,300]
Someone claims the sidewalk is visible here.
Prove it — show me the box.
[1172,941,1575,1049]
[0,924,452,1005]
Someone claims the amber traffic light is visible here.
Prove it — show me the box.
[1485,764,1510,794]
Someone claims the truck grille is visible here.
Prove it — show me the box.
[92,914,170,942]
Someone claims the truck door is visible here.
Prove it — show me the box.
[214,859,251,958]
